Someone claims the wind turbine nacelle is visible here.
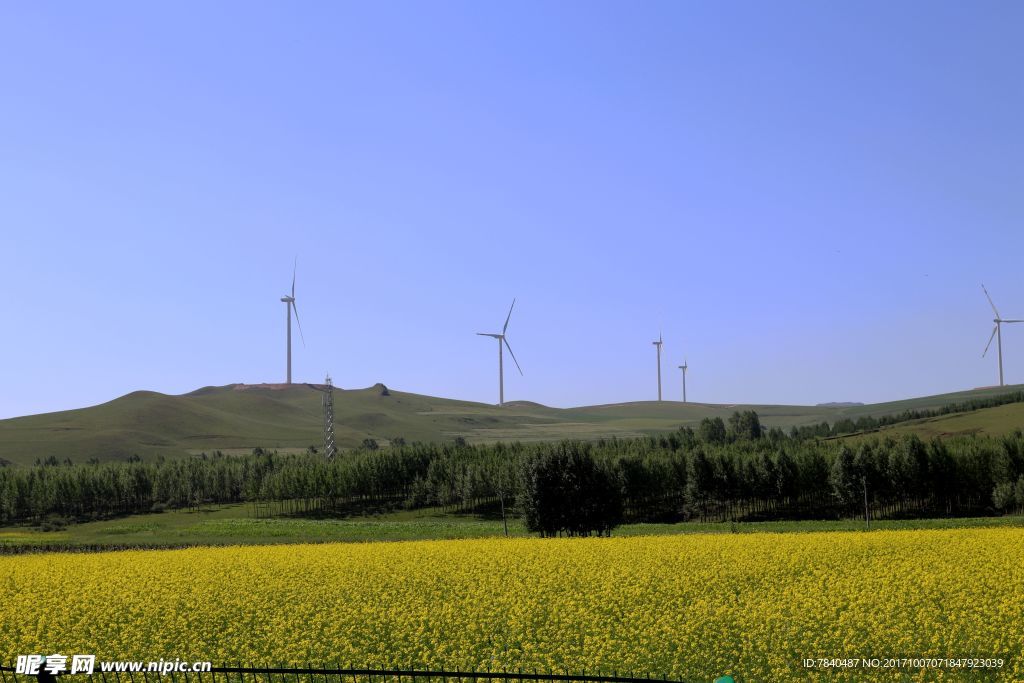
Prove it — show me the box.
[281,296,294,303]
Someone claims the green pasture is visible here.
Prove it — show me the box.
[1,381,1023,464]
[3,503,1023,552]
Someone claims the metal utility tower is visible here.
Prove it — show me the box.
[323,374,337,460]
[476,299,523,406]
[678,360,688,402]
[982,284,1024,387]
[652,334,663,401]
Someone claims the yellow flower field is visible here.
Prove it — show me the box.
[1,529,1022,681]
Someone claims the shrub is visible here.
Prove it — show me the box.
[39,515,70,532]
[993,482,1015,511]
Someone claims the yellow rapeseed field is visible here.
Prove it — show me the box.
[1,529,1022,681]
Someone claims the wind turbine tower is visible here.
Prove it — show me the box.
[477,299,523,406]
[982,284,1024,387]
[678,360,688,403]
[652,334,664,401]
[280,260,305,384]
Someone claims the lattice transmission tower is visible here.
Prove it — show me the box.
[323,374,338,460]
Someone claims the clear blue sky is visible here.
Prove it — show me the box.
[2,1,1022,419]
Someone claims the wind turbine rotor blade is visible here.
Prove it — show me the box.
[982,284,1001,319]
[1001,319,1024,323]
[291,258,297,298]
[503,337,523,375]
[292,301,306,347]
[503,298,516,335]
[983,325,998,357]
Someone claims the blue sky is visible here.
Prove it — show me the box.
[2,1,1022,418]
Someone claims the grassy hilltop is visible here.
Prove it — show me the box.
[0,382,1023,465]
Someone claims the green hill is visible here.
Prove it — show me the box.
[1,382,1023,465]
[831,401,1024,443]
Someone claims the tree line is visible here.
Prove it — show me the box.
[2,412,1024,531]
[788,390,1024,439]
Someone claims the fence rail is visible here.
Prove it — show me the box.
[0,665,685,683]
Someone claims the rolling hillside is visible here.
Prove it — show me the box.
[0,382,1023,464]
[832,401,1024,442]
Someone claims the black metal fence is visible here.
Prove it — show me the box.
[0,665,685,683]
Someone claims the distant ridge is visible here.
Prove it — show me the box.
[501,400,547,408]
[816,402,865,407]
[0,383,1022,465]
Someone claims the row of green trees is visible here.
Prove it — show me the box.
[789,391,1024,439]
[519,443,623,536]
[2,416,1024,527]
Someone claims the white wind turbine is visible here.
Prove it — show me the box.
[982,284,1023,387]
[652,333,663,401]
[280,260,305,384]
[477,299,522,406]
[678,359,688,403]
